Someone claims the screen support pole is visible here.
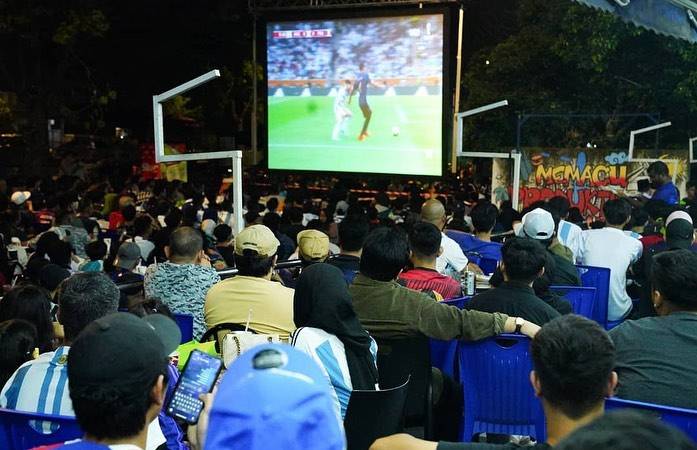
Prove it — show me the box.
[252,18,259,165]
[451,7,464,174]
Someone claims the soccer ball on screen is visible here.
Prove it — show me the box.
[392,126,400,136]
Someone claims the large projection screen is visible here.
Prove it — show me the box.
[266,13,444,176]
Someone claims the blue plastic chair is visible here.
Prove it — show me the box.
[550,286,596,320]
[575,265,616,329]
[0,408,82,450]
[458,334,546,442]
[605,397,697,442]
[478,258,499,276]
[443,296,472,309]
[173,313,194,343]
[429,297,471,380]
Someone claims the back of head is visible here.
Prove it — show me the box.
[234,225,279,277]
[206,344,345,450]
[409,222,442,260]
[420,199,446,226]
[547,196,570,219]
[647,160,670,178]
[360,227,410,281]
[133,215,153,237]
[651,249,697,311]
[470,201,498,233]
[0,319,37,387]
[338,212,370,252]
[266,197,279,213]
[602,198,631,226]
[56,272,120,341]
[46,239,72,268]
[164,208,182,228]
[532,315,615,419]
[555,410,697,450]
[501,237,547,284]
[297,229,330,265]
[213,223,233,243]
[0,284,54,352]
[85,240,108,261]
[168,226,203,260]
[122,204,137,222]
[262,212,282,233]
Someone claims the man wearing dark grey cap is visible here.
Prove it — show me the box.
[48,312,181,450]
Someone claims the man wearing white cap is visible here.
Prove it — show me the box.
[578,199,643,321]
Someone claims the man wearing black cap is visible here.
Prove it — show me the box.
[49,312,181,449]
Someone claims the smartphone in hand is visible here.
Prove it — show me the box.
[166,350,223,424]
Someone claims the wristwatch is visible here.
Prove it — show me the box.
[514,317,525,334]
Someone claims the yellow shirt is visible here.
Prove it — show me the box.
[204,276,296,341]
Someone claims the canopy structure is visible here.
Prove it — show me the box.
[573,0,697,43]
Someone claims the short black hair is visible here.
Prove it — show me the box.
[547,196,570,218]
[133,215,153,237]
[602,198,631,226]
[70,366,169,441]
[0,319,37,387]
[555,410,697,450]
[647,160,670,177]
[288,207,303,224]
[46,239,72,268]
[164,208,182,228]
[360,227,410,281]
[122,204,137,222]
[338,213,370,252]
[532,315,615,419]
[266,197,279,212]
[408,222,442,259]
[471,202,498,232]
[235,249,275,277]
[213,224,232,243]
[56,273,120,341]
[651,249,697,310]
[501,237,547,284]
[0,284,55,353]
[262,212,282,233]
[168,227,203,259]
[85,240,107,261]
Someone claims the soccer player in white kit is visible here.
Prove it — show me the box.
[332,80,353,141]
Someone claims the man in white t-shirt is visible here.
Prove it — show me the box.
[420,199,470,278]
[578,199,642,321]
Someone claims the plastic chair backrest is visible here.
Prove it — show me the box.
[576,265,611,328]
[374,335,433,438]
[550,286,597,320]
[478,258,499,276]
[430,297,470,380]
[0,408,82,450]
[442,296,471,309]
[344,377,410,450]
[458,334,546,442]
[173,313,194,343]
[605,397,697,442]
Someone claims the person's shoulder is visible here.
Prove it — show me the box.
[610,316,659,340]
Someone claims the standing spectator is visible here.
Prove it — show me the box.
[205,225,295,341]
[0,273,120,421]
[0,320,38,388]
[578,199,642,321]
[548,196,582,262]
[330,212,369,284]
[145,227,220,340]
[647,161,679,205]
[0,284,55,353]
[421,199,470,278]
[399,222,462,300]
[610,249,697,409]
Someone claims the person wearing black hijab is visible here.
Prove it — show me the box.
[291,263,379,418]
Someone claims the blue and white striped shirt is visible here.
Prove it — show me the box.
[557,219,583,263]
[0,346,72,432]
[291,327,378,419]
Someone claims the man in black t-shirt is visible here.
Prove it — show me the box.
[370,314,617,450]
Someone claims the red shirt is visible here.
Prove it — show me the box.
[398,268,462,300]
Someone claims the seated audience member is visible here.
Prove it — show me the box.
[213,223,236,267]
[193,344,344,450]
[350,227,539,342]
[683,179,697,208]
[578,199,642,321]
[555,410,697,450]
[399,222,462,300]
[0,273,119,419]
[547,196,582,262]
[449,201,503,261]
[371,314,617,450]
[49,312,181,450]
[469,238,560,326]
[150,207,182,263]
[292,264,378,419]
[110,241,145,285]
[205,224,295,340]
[517,207,580,286]
[38,263,71,297]
[647,160,679,205]
[281,207,306,244]
[0,320,38,387]
[610,249,697,409]
[133,214,156,261]
[145,227,220,340]
[0,284,55,353]
[54,210,89,259]
[79,240,107,272]
[262,212,295,261]
[421,199,472,277]
[297,229,330,266]
[108,195,135,230]
[330,212,370,284]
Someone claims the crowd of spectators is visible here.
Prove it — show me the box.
[0,157,696,448]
